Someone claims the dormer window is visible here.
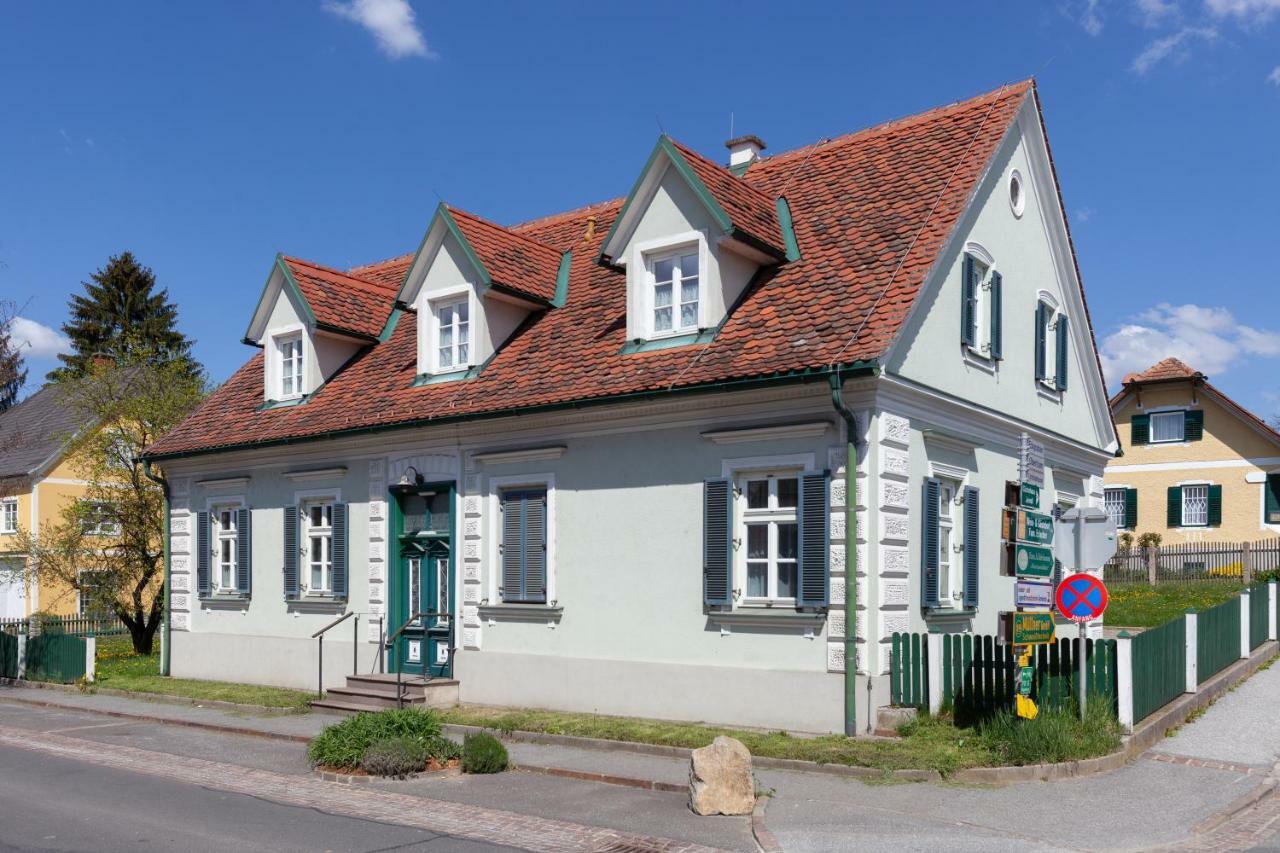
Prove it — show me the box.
[432,295,471,373]
[650,248,700,336]
[276,333,304,400]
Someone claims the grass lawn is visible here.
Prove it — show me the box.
[436,704,1120,776]
[1106,581,1245,628]
[94,635,313,711]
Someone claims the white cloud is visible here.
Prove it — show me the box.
[1082,0,1105,34]
[1076,207,1094,222]
[1136,0,1180,26]
[1131,25,1217,73]
[1269,65,1280,84]
[1204,0,1280,24]
[1098,302,1280,385]
[323,0,435,59]
[10,317,70,359]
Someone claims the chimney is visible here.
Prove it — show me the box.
[725,134,766,170]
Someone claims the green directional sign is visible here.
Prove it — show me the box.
[1019,666,1035,696]
[1017,510,1055,546]
[1012,611,1056,645]
[1015,543,1055,578]
[1019,482,1041,510]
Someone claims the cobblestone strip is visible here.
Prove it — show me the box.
[0,725,726,853]
[1159,788,1280,850]
[1146,752,1272,776]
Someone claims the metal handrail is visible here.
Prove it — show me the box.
[311,610,354,639]
[311,611,356,700]
[384,611,453,708]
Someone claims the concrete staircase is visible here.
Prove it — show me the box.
[310,673,460,715]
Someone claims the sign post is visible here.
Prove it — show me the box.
[1055,572,1110,720]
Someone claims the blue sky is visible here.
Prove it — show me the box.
[2,0,1278,420]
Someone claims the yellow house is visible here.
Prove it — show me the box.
[0,385,104,618]
[1105,358,1280,544]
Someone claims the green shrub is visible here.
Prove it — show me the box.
[308,708,447,769]
[361,737,429,778]
[979,697,1121,765]
[461,732,508,774]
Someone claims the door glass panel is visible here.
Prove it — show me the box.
[409,557,421,625]
[436,557,449,625]
[402,496,428,533]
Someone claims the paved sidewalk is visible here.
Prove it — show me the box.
[1159,659,1280,768]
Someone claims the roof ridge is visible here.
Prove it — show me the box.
[508,197,624,234]
[446,205,564,257]
[282,255,398,296]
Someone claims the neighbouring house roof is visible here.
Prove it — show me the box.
[147,79,1058,460]
[279,256,398,341]
[1111,358,1280,448]
[0,385,91,481]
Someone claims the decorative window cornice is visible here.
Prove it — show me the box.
[472,445,567,465]
[196,476,251,489]
[283,467,348,482]
[702,421,831,445]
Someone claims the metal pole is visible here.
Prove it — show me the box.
[1078,621,1087,721]
[353,614,359,676]
[378,617,384,674]
[317,635,324,699]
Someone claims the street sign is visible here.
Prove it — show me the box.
[1054,507,1119,572]
[1014,543,1055,578]
[1017,510,1055,546]
[1015,579,1054,608]
[1016,694,1039,719]
[1018,666,1034,696]
[1011,611,1056,645]
[1055,573,1109,623]
[1020,434,1046,487]
[1019,482,1041,510]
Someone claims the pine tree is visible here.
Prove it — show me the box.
[0,302,26,412]
[50,252,196,380]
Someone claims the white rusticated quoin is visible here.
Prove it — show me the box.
[1185,611,1198,693]
[1240,590,1250,660]
[926,633,943,714]
[1116,632,1134,733]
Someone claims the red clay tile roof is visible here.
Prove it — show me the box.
[281,257,397,340]
[1111,358,1280,446]
[1121,357,1203,385]
[445,206,563,304]
[665,138,785,257]
[348,253,414,290]
[148,80,1039,459]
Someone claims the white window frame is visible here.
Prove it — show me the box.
[77,568,105,617]
[429,291,473,375]
[1181,482,1210,528]
[736,469,802,604]
[962,244,997,365]
[1104,487,1129,531]
[646,244,702,338]
[1150,410,1187,444]
[486,473,557,607]
[212,502,240,593]
[0,499,16,534]
[300,494,337,596]
[722,453,814,608]
[81,501,120,537]
[273,328,305,401]
[629,231,708,342]
[1262,471,1280,531]
[928,460,970,608]
[1036,291,1062,394]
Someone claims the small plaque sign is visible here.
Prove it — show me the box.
[1018,510,1055,546]
[1015,579,1054,608]
[1011,611,1056,645]
[1015,543,1056,578]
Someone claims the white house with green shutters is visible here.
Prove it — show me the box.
[143,81,1118,734]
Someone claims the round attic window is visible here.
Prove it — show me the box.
[1009,170,1025,218]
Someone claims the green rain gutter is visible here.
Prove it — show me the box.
[142,459,171,676]
[829,371,861,737]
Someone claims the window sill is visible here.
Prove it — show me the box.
[708,607,826,630]
[413,368,477,387]
[200,593,251,610]
[257,394,311,412]
[286,596,347,613]
[1036,382,1062,403]
[924,606,976,626]
[620,329,714,355]
[962,347,999,374]
[478,603,563,623]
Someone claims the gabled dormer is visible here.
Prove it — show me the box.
[597,136,799,351]
[243,255,396,406]
[396,203,569,383]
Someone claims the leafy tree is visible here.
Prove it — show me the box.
[10,350,208,653]
[0,301,26,412]
[50,252,196,381]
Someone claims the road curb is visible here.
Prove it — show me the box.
[5,678,308,716]
[1191,778,1278,834]
[751,797,783,853]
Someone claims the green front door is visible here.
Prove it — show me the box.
[391,485,455,679]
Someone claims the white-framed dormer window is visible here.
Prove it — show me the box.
[1150,411,1186,444]
[276,332,304,400]
[213,504,239,592]
[432,295,471,374]
[303,499,335,594]
[0,499,16,534]
[737,469,801,603]
[648,247,700,336]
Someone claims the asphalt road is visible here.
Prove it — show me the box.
[0,743,521,853]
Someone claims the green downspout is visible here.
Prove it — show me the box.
[142,460,171,676]
[829,372,859,737]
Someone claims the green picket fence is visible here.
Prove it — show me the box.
[1249,584,1270,651]
[1197,596,1241,684]
[25,634,86,683]
[0,632,17,679]
[889,632,927,707]
[1129,615,1186,722]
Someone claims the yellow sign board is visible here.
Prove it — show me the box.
[1016,694,1039,720]
[1011,611,1056,645]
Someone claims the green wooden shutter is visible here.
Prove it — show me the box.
[1184,410,1205,442]
[235,508,252,596]
[962,486,979,609]
[196,511,211,597]
[703,478,733,607]
[961,255,978,348]
[921,478,940,609]
[989,270,1003,360]
[1125,488,1139,530]
[331,503,348,599]
[1055,315,1069,391]
[797,471,829,609]
[1266,475,1280,524]
[283,506,299,599]
[1167,487,1183,528]
[1034,303,1048,382]
[500,491,524,602]
[1131,414,1150,446]
[1207,485,1223,527]
[524,491,547,603]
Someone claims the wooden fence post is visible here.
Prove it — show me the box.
[1270,581,1277,642]
[1116,632,1134,733]
[1184,611,1198,693]
[927,633,943,715]
[1242,541,1253,584]
[1240,591,1251,660]
[1147,546,1158,585]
